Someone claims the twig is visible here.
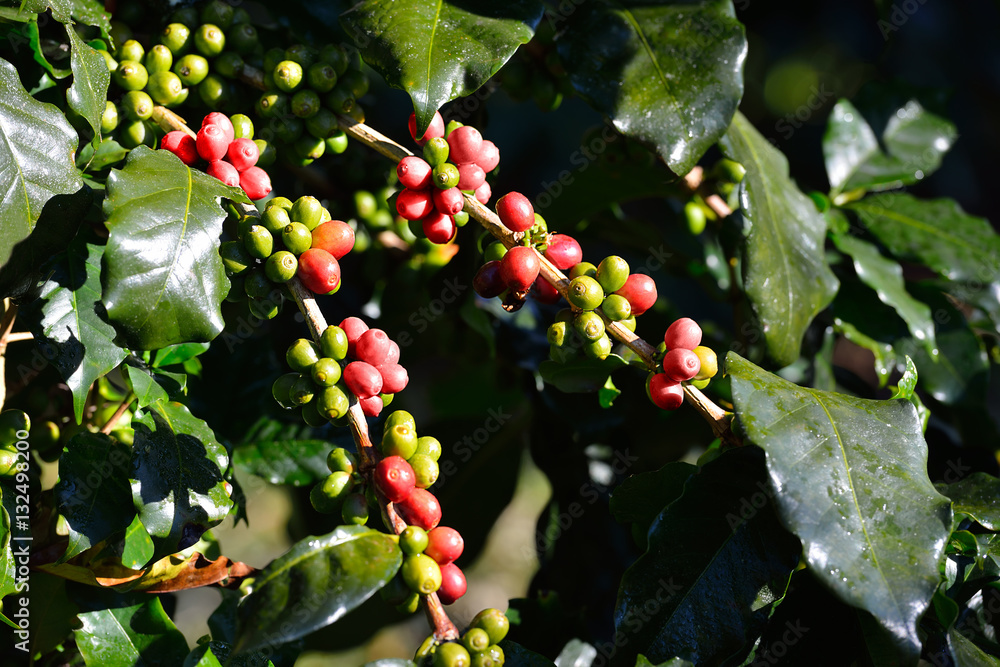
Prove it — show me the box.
[0,299,18,411]
[99,393,135,435]
[4,332,32,342]
[683,165,733,219]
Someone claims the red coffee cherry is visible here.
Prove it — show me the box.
[162,131,198,165]
[614,273,657,316]
[496,192,534,232]
[499,246,540,291]
[202,111,234,143]
[474,180,491,205]
[544,234,582,270]
[297,248,341,294]
[648,373,684,410]
[408,110,445,146]
[396,188,434,220]
[397,156,433,190]
[477,140,500,172]
[239,166,272,200]
[425,526,464,564]
[378,362,408,394]
[456,162,485,191]
[473,260,505,299]
[339,317,369,357]
[360,394,383,417]
[662,348,701,382]
[375,456,415,503]
[311,220,355,259]
[225,137,259,172]
[531,275,560,304]
[356,328,390,366]
[206,159,239,186]
[343,361,383,398]
[395,488,442,530]
[385,339,401,365]
[422,211,456,244]
[437,563,467,605]
[447,125,483,164]
[433,187,465,217]
[664,317,702,350]
[196,123,228,161]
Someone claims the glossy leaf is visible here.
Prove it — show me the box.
[102,146,249,350]
[890,356,929,431]
[558,0,746,176]
[943,473,1000,531]
[728,352,952,659]
[129,552,255,593]
[720,112,839,366]
[29,235,127,422]
[609,461,696,533]
[823,99,956,196]
[614,447,799,665]
[184,641,276,667]
[233,525,402,653]
[231,416,339,486]
[539,355,627,393]
[26,572,79,656]
[77,136,127,172]
[64,22,109,140]
[55,431,134,561]
[340,0,542,133]
[125,364,170,409]
[75,595,190,667]
[948,629,1000,667]
[0,57,83,271]
[130,401,233,564]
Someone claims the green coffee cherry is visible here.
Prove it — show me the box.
[344,102,365,123]
[684,201,707,235]
[0,410,29,448]
[401,526,429,555]
[307,62,338,92]
[98,49,118,74]
[547,321,568,347]
[201,0,234,29]
[320,325,349,360]
[324,86,355,114]
[287,338,322,371]
[220,240,253,275]
[256,139,276,167]
[259,206,290,236]
[445,120,463,137]
[320,43,349,75]
[230,113,253,140]
[462,628,491,654]
[146,71,185,106]
[327,447,357,474]
[194,23,226,57]
[384,410,416,435]
[214,51,244,78]
[174,53,209,86]
[311,358,342,387]
[470,608,510,644]
[317,385,350,420]
[121,90,153,121]
[342,493,369,525]
[282,222,313,255]
[310,470,353,513]
[198,74,230,109]
[486,645,504,666]
[583,334,612,360]
[569,261,597,279]
[453,210,469,227]
[273,60,304,92]
[566,276,604,311]
[595,256,629,294]
[243,270,272,300]
[620,315,637,332]
[415,436,442,461]
[602,294,632,321]
[401,554,442,595]
[264,251,297,283]
[300,397,328,427]
[228,23,259,55]
[118,119,154,149]
[100,100,119,133]
[114,60,148,91]
[381,423,418,460]
[245,225,274,259]
[291,196,325,230]
[285,44,318,68]
[144,44,173,73]
[117,39,144,63]
[397,592,421,615]
[325,131,349,154]
[433,163,460,190]
[256,91,288,118]
[423,136,450,166]
[272,373,299,409]
[171,6,200,28]
[291,89,321,118]
[289,373,315,406]
[293,135,325,162]
[305,108,338,140]
[409,454,439,488]
[574,311,605,341]
[341,69,369,98]
[160,23,192,55]
[433,642,471,667]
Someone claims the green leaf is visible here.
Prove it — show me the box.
[67,0,111,35]
[28,235,127,423]
[949,628,1000,667]
[538,355,627,393]
[614,447,799,665]
[727,352,952,659]
[27,572,79,656]
[130,401,233,564]
[831,232,936,355]
[635,658,694,667]
[77,136,127,171]
[231,416,339,486]
[184,640,276,667]
[54,431,134,561]
[233,525,402,653]
[890,356,929,431]
[497,640,557,666]
[823,99,957,196]
[846,193,1000,285]
[340,0,542,133]
[75,595,190,667]
[64,22,109,140]
[102,146,249,350]
[943,473,1000,531]
[720,112,839,366]
[153,342,210,368]
[125,363,170,409]
[0,56,83,271]
[598,376,620,408]
[609,461,696,531]
[120,514,154,570]
[557,0,746,176]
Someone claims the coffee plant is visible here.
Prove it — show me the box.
[0,0,998,665]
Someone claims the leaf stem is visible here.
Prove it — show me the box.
[99,393,135,434]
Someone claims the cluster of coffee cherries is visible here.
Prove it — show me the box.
[647,318,719,410]
[414,608,510,667]
[161,112,271,200]
[309,447,370,525]
[394,111,500,244]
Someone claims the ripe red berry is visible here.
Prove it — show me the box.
[477,140,500,172]
[395,488,441,530]
[339,317,369,357]
[456,162,485,191]
[385,339,401,365]
[356,328,390,366]
[437,563,467,605]
[425,526,464,564]
[473,261,505,299]
[433,187,464,217]
[239,166,272,200]
[206,159,240,186]
[196,124,228,161]
[375,456,415,503]
[648,373,684,410]
[663,348,701,382]
[397,156,433,190]
[162,131,198,165]
[499,246,540,292]
[343,360,383,398]
[496,192,534,232]
[422,211,456,244]
[615,273,657,316]
[311,220,355,259]
[360,394,383,417]
[544,234,582,270]
[531,275,560,304]
[447,125,483,164]
[377,362,408,394]
[202,111,234,143]
[664,317,702,350]
[474,180,491,205]
[408,110,445,146]
[396,188,434,221]
[225,137,259,172]
[297,248,341,294]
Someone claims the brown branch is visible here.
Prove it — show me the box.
[99,393,135,435]
[0,299,18,411]
[4,332,33,342]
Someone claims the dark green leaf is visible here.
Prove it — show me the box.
[125,363,170,409]
[614,447,799,665]
[184,640,275,667]
[27,572,78,656]
[824,99,956,195]
[720,112,839,365]
[67,0,111,34]
[943,473,1000,531]
[0,56,83,271]
[27,18,71,79]
[102,146,249,349]
[609,461,696,530]
[598,376,620,408]
[340,0,542,133]
[232,437,330,487]
[890,356,929,431]
[75,595,190,667]
[130,401,233,564]
[498,640,557,666]
[153,342,210,368]
[727,352,952,659]
[77,136,127,171]
[28,235,127,422]
[558,0,746,176]
[539,355,627,393]
[949,628,1000,667]
[120,514,154,570]
[234,525,402,653]
[64,22,109,140]
[54,431,134,561]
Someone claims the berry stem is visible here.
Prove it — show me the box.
[683,166,733,219]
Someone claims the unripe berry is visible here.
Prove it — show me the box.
[692,345,718,380]
[409,453,439,488]
[470,608,510,644]
[437,563,467,605]
[433,642,470,667]
[473,261,505,299]
[663,348,701,382]
[595,255,630,294]
[311,220,354,259]
[499,246,540,292]
[226,137,259,171]
[664,317,702,350]
[495,192,534,232]
[400,525,429,555]
[356,328,390,366]
[648,373,684,410]
[422,211,456,244]
[339,317,369,357]
[196,123,228,161]
[202,111,235,143]
[615,273,657,316]
[206,160,240,186]
[477,140,500,172]
[408,110,445,145]
[397,156,433,190]
[374,455,415,503]
[456,162,485,191]
[433,187,465,217]
[544,234,582,270]
[378,363,409,395]
[447,125,483,164]
[397,188,435,220]
[395,488,442,530]
[566,275,604,311]
[327,447,356,474]
[297,248,341,294]
[343,361,383,398]
[162,131,198,165]
[425,526,464,565]
[239,166,272,200]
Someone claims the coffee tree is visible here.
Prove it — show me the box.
[1,0,998,665]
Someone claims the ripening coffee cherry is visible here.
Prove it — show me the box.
[615,273,657,316]
[327,447,356,474]
[456,162,486,191]
[360,394,384,417]
[375,456,416,503]
[583,334,612,360]
[692,346,718,380]
[378,363,409,395]
[344,361,383,398]
[226,138,259,171]
[470,608,510,644]
[382,420,418,459]
[425,526,464,565]
[340,317,369,356]
[570,261,597,279]
[203,113,235,144]
[422,211,456,244]
[423,136,451,167]
[397,188,435,221]
[433,187,465,217]
[416,435,442,461]
[194,23,226,57]
[206,160,240,187]
[310,220,355,259]
[401,525,429,555]
[438,563,467,605]
[531,275,560,304]
[447,125,483,164]
[356,328,391,366]
[648,373,684,410]
[196,124,228,161]
[402,553,442,595]
[477,140,500,172]
[409,110,446,145]
[409,453,439,488]
[384,339,401,365]
[474,181,491,205]
[395,488,442,530]
[297,248,341,294]
[499,246,540,292]
[495,192,534,232]
[310,470,353,513]
[663,348,701,382]
[433,163,461,190]
[342,492,369,525]
[433,642,471,667]
[543,234,582,270]
[311,358,342,387]
[398,156,433,190]
[473,261,505,299]
[664,317,702,350]
[162,131,198,165]
[286,338,322,371]
[596,256,630,294]
[239,166,272,200]
[574,311,605,341]
[566,275,604,311]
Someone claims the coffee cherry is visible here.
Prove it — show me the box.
[272,373,299,409]
[207,160,240,187]
[483,243,507,263]
[382,421,418,459]
[201,0,234,28]
[342,492,369,525]
[101,100,119,133]
[162,131,198,165]
[547,321,568,347]
[281,222,311,256]
[401,525,429,555]
[495,192,533,232]
[114,60,148,90]
[340,317,369,356]
[477,140,500,172]
[574,311,605,341]
[310,470,353,513]
[327,447,357,474]
[384,339,401,365]
[583,334,612,360]
[160,23,192,55]
[433,163,461,190]
[409,110,445,145]
[194,23,226,57]
[648,373,684,410]
[684,201,707,235]
[119,119,153,150]
[596,256,630,294]
[243,269,272,299]
[569,261,597,279]
[531,275,560,304]
[374,456,416,503]
[499,246,540,292]
[473,261,505,299]
[395,488,442,530]
[287,338,322,371]
[360,394,384,417]
[226,138,258,172]
[543,234,582,270]
[664,317,702,350]
[663,348,700,382]
[319,325,349,361]
[423,212,457,244]
[433,642,471,667]
[264,250,297,283]
[121,90,153,121]
[456,162,486,191]
[615,273,657,316]
[384,409,416,434]
[290,373,315,405]
[601,294,632,321]
[297,248,341,294]
[378,363,409,395]
[356,329,391,366]
[447,125,483,164]
[438,563,467,605]
[402,553,442,595]
[397,188,435,220]
[291,196,326,230]
[470,609,510,644]
[425,526,463,564]
[692,346,718,380]
[621,315,637,332]
[344,361,383,398]
[306,220,353,261]
[409,453,439,488]
[566,275,604,311]
[398,156,433,190]
[474,181,491,205]
[485,645,504,666]
[433,187,465,217]
[416,436,442,461]
[240,166,272,200]
[317,385,350,420]
[311,358,342,387]
[244,225,273,259]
